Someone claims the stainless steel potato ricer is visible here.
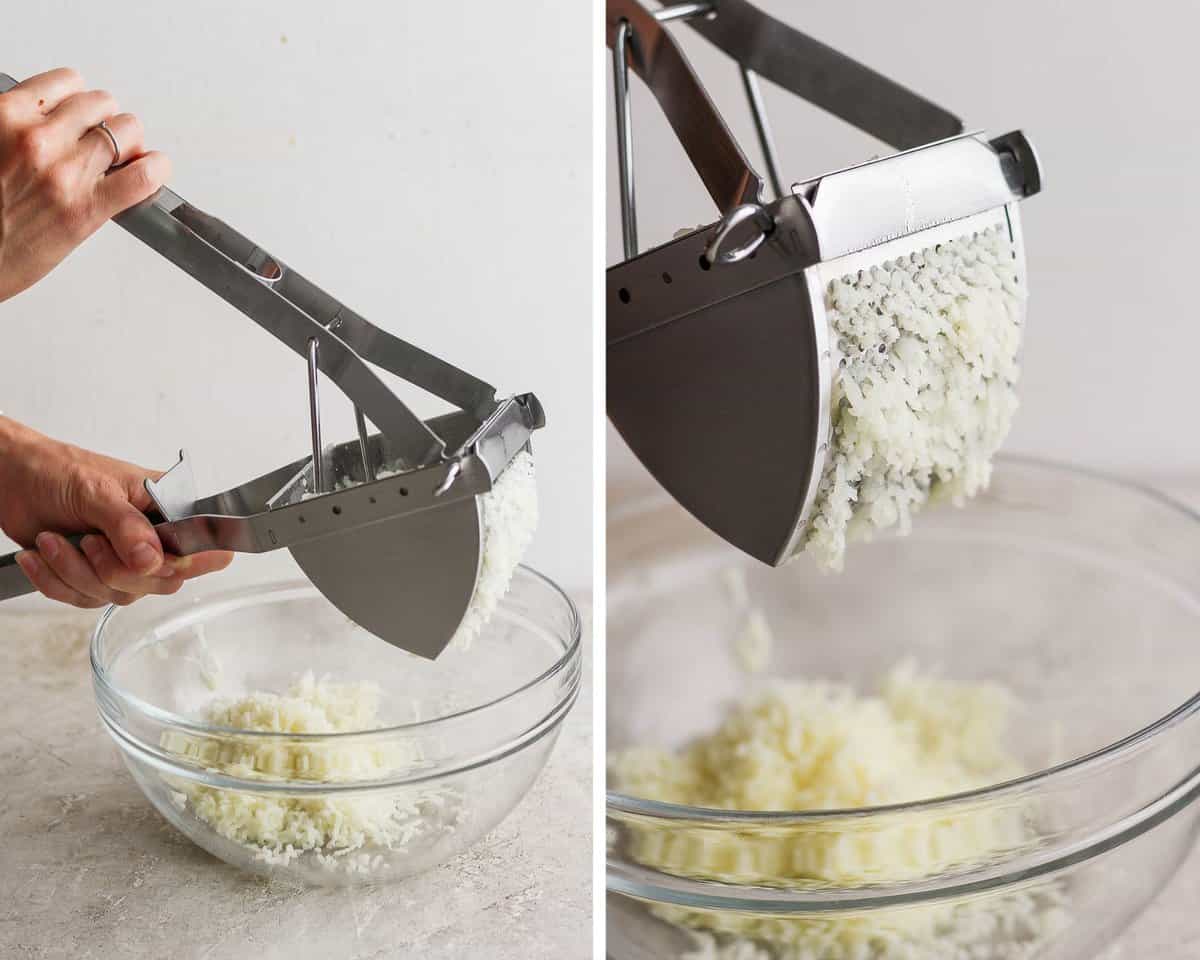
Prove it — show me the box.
[606,0,1042,565]
[0,72,544,659]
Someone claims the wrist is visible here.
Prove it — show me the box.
[0,415,23,459]
[0,416,51,483]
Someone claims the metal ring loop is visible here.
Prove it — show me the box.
[703,203,774,266]
[95,119,121,169]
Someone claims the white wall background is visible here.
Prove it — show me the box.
[0,0,592,590]
[607,0,1200,500]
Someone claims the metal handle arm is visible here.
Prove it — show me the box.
[111,190,443,467]
[607,0,763,218]
[164,200,496,418]
[687,0,963,151]
[0,71,494,460]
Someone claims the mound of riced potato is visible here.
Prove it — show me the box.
[161,671,453,873]
[800,225,1025,571]
[450,449,538,649]
[610,662,1069,958]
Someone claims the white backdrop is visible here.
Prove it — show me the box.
[0,1,593,591]
[607,0,1200,500]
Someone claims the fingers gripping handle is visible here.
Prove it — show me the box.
[0,522,158,602]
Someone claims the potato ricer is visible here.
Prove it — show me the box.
[0,72,544,659]
[606,0,1042,565]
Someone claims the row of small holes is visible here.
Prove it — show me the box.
[617,265,693,306]
[617,234,767,303]
[295,486,410,524]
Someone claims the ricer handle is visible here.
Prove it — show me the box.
[607,0,763,230]
[686,0,963,151]
[0,511,169,602]
[605,2,969,263]
[0,72,497,468]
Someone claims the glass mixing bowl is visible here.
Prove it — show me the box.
[92,565,580,886]
[607,457,1200,959]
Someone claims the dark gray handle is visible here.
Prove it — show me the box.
[688,0,963,151]
[0,539,84,601]
[0,510,166,602]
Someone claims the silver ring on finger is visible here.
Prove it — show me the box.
[94,119,120,170]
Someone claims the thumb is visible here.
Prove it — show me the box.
[81,486,164,575]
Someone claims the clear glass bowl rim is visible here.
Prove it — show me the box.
[606,455,1200,825]
[91,563,582,743]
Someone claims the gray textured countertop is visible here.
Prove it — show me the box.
[0,590,592,960]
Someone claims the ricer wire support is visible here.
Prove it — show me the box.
[306,337,326,494]
[354,406,376,483]
[613,18,637,260]
[613,2,722,259]
[739,66,783,201]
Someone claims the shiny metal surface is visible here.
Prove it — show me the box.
[794,133,1025,261]
[306,337,326,494]
[608,196,827,565]
[602,7,1041,565]
[605,1,763,216]
[95,119,121,168]
[613,19,638,260]
[289,490,483,661]
[652,2,714,23]
[702,201,774,266]
[354,406,376,482]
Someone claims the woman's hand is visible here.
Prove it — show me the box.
[0,67,169,303]
[0,417,233,609]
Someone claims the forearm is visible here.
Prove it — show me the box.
[0,416,64,545]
